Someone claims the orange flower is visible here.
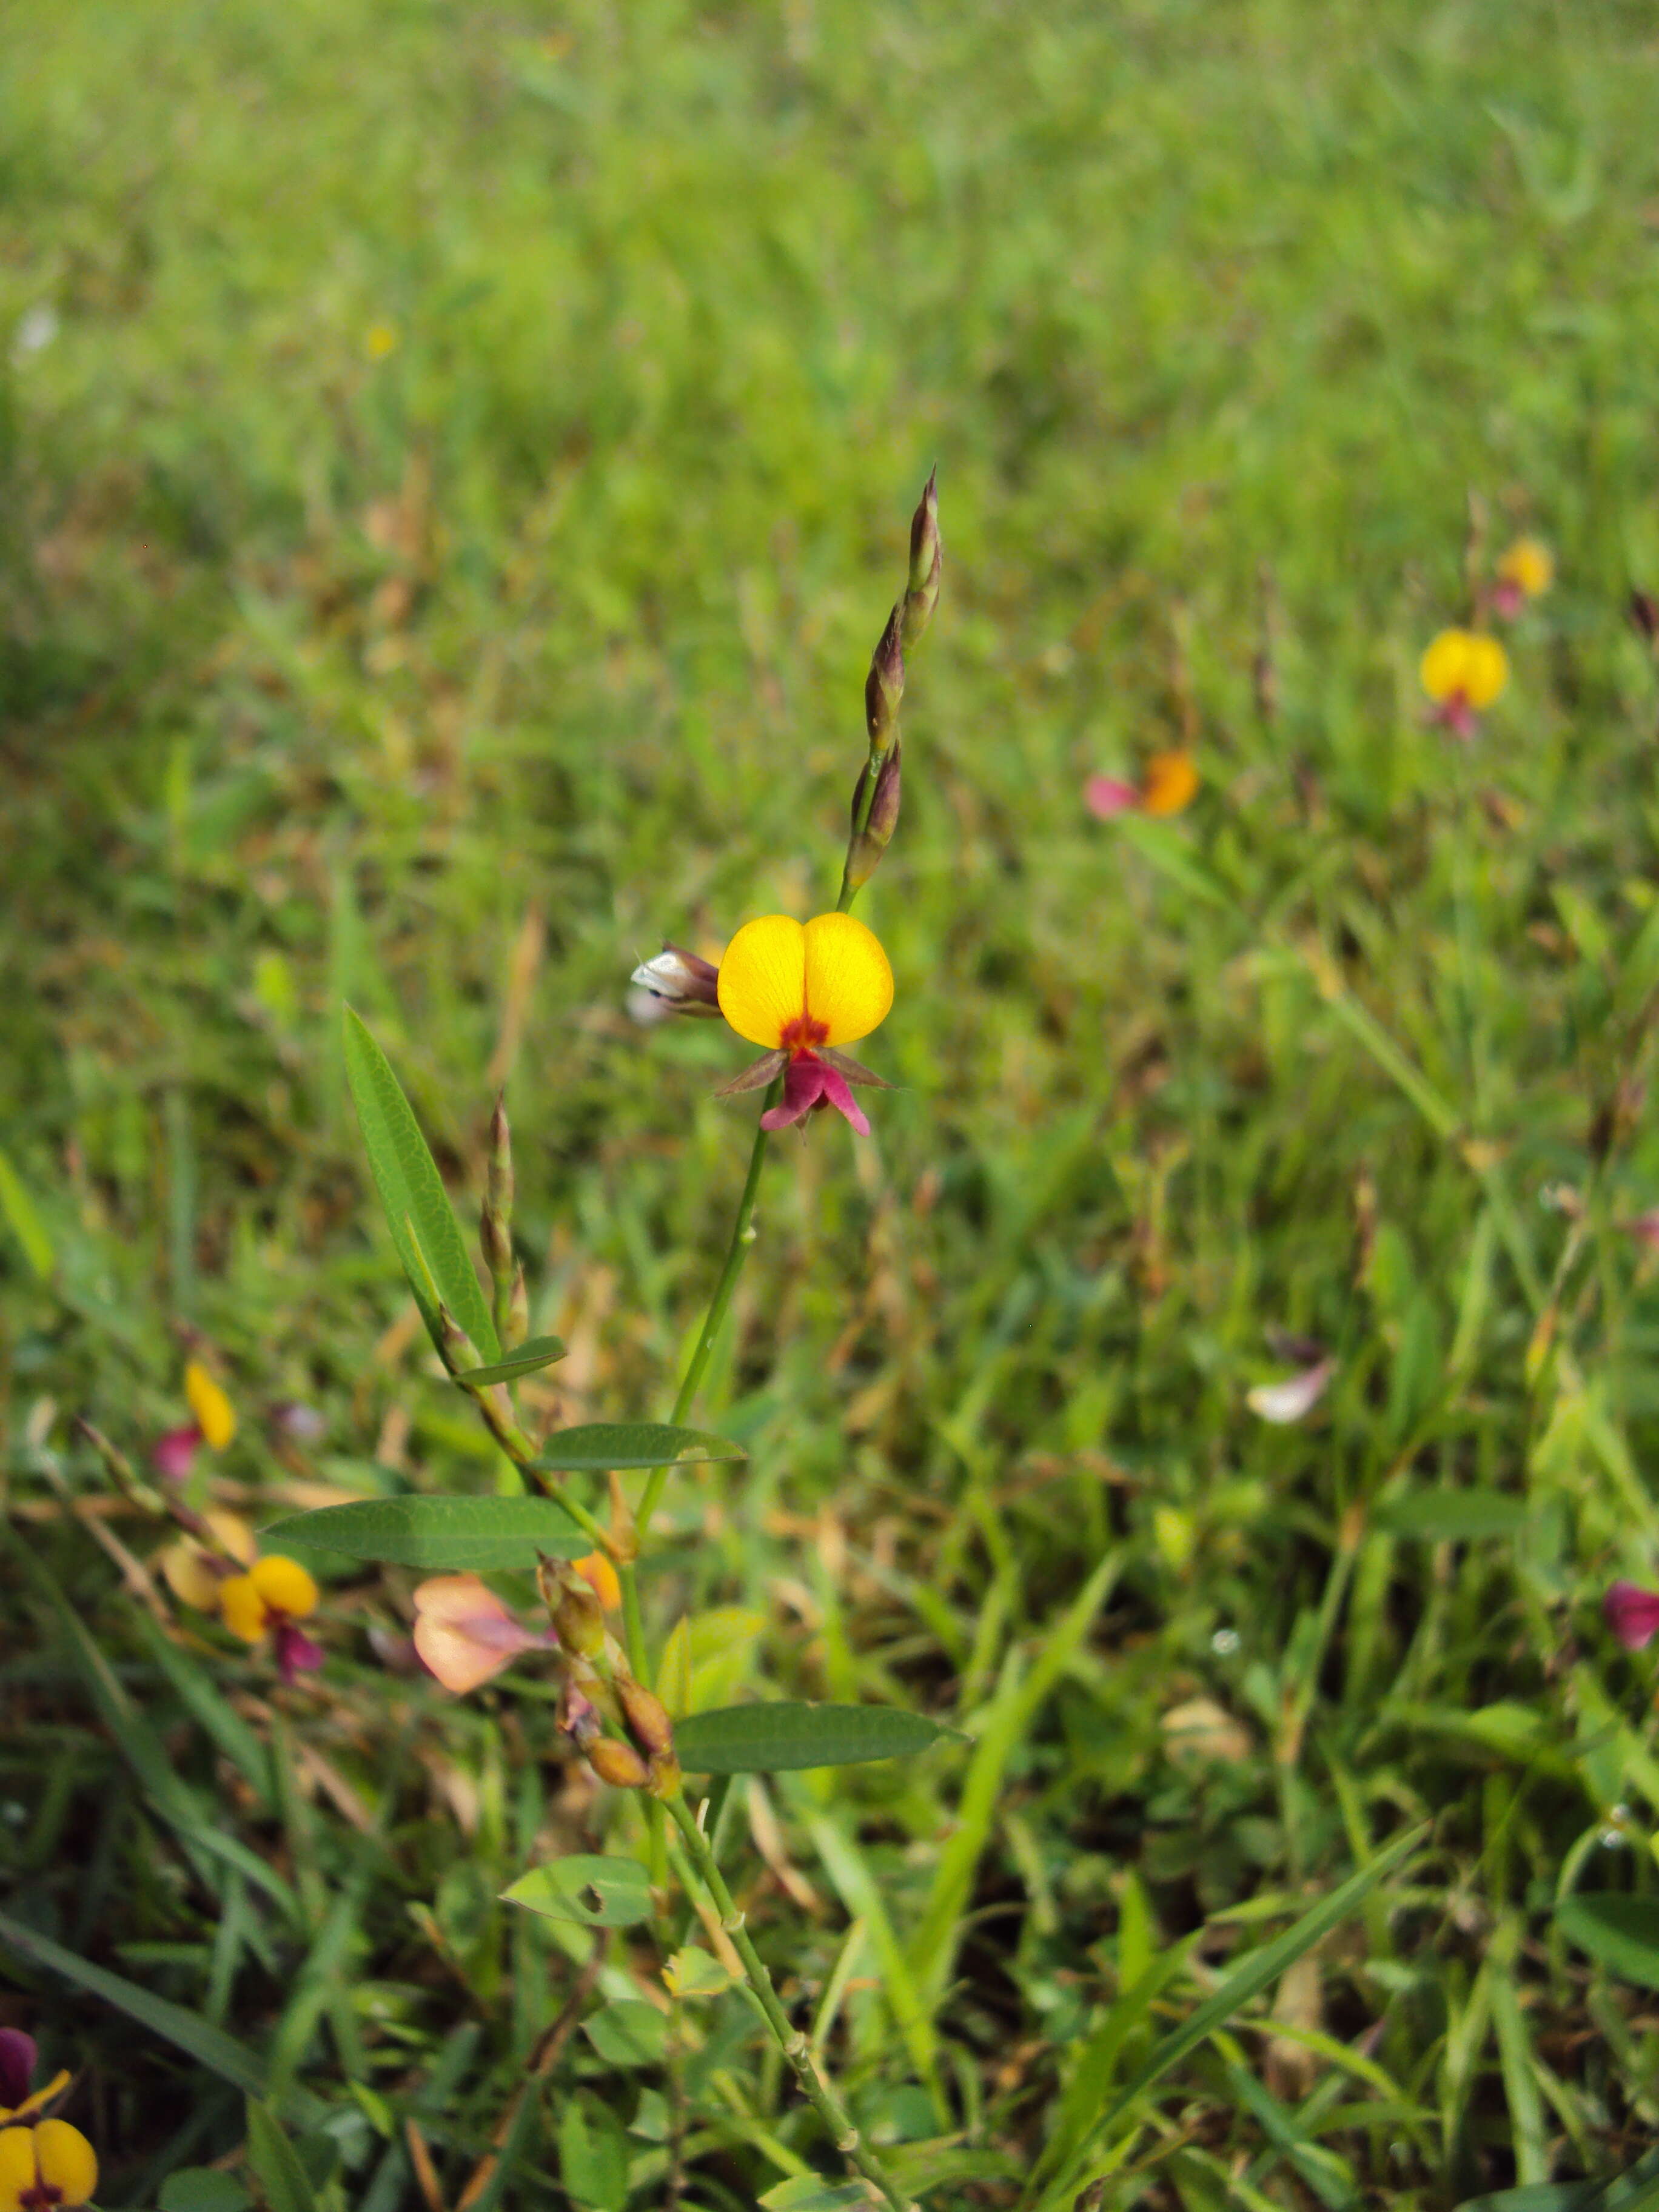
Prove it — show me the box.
[1085,751,1201,821]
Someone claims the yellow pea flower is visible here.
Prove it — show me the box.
[218,1554,323,1683]
[0,2120,98,2211]
[1495,537,1553,614]
[159,1508,257,1612]
[184,1361,236,1452]
[1139,751,1201,817]
[1420,628,1507,738]
[715,913,895,1134]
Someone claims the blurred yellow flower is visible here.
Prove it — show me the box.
[1420,628,1507,737]
[1139,751,1201,817]
[184,1361,236,1450]
[0,2121,98,2212]
[219,1553,318,1641]
[1496,537,1553,607]
[159,1507,257,1610]
[364,321,399,360]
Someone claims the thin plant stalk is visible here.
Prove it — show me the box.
[665,1792,916,2212]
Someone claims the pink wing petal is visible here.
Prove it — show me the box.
[1247,1359,1336,1426]
[273,1622,326,1684]
[0,2028,36,2111]
[1085,775,1139,820]
[152,1424,203,1482]
[1606,1581,1659,1651]
[813,1060,871,1135]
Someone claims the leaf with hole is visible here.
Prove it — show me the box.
[674,1701,957,1774]
[501,1855,654,1929]
[453,1335,567,1385]
[263,1494,587,1570]
[342,1007,498,1362]
[529,1423,746,1475]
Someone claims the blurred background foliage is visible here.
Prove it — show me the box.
[9,0,1659,2205]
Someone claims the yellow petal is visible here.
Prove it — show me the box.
[800,913,894,1048]
[160,1539,224,1614]
[218,1574,270,1643]
[250,1554,320,1620]
[33,2121,98,2207]
[0,2128,35,2212]
[1463,633,1509,708]
[7,2074,70,2124]
[1140,751,1200,817]
[205,1510,257,1567]
[1419,628,1472,704]
[575,1552,622,1612]
[717,916,806,1048]
[184,1361,237,1451]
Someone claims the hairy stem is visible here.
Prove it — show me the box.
[665,1792,914,2212]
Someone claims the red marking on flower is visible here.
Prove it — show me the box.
[760,1052,870,1136]
[778,1011,830,1052]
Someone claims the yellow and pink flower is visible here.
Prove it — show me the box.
[1493,537,1553,620]
[161,1511,324,1684]
[716,913,895,1136]
[411,1574,558,1695]
[1420,629,1507,740]
[0,2031,96,2212]
[1085,750,1200,822]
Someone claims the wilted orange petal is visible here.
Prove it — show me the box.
[575,1552,622,1611]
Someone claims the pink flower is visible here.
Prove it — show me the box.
[1606,1581,1659,1652]
[273,1621,327,1684]
[1084,775,1139,820]
[411,1575,557,1695]
[152,1424,202,1482]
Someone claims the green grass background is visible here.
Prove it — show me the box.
[8,0,1659,2204]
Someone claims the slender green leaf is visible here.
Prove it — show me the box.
[530,1423,746,1475]
[1112,814,1235,911]
[245,2100,321,2212]
[759,2183,870,2211]
[341,1005,498,1361]
[1093,1824,1426,2136]
[1373,1489,1529,1542]
[0,1907,274,2103]
[133,1612,275,1808]
[1556,1895,1659,1990]
[263,1493,586,1570]
[454,1334,567,1385]
[502,1855,654,1929]
[674,1701,956,1774]
[0,1145,53,1279]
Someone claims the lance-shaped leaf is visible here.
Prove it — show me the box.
[674,1701,958,1775]
[454,1335,567,1387]
[263,1494,588,1571]
[1556,1894,1659,1991]
[342,1006,498,1363]
[530,1423,746,1475]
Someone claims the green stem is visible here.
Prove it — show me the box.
[664,1793,914,2212]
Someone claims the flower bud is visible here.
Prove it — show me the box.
[480,1202,512,1282]
[843,740,902,893]
[506,1262,529,1349]
[437,1305,481,1375]
[864,606,904,754]
[645,1750,683,1800]
[488,1094,514,1224]
[588,1737,651,1790]
[902,469,940,648]
[628,944,722,1019]
[551,1573,606,1658]
[617,1678,675,1760]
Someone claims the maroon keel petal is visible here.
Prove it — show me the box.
[274,1621,326,1683]
[814,1061,871,1135]
[0,2028,37,2111]
[761,1055,831,1130]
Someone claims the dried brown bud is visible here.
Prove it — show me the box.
[865,606,905,753]
[588,1737,651,1791]
[902,469,940,648]
[617,1678,675,1760]
[645,1751,682,1800]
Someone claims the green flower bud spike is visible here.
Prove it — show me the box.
[839,472,940,915]
[483,1094,515,1348]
